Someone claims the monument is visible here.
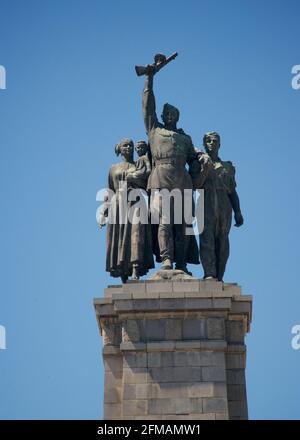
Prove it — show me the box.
[94,53,252,420]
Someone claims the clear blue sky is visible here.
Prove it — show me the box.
[0,0,299,419]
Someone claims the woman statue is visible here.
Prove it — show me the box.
[101,138,154,283]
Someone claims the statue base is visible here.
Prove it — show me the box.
[94,279,252,420]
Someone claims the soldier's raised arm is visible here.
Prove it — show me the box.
[143,72,159,135]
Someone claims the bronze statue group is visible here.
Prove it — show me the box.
[99,55,243,283]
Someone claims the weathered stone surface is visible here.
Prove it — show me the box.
[97,281,252,420]
[123,383,136,400]
[104,403,121,419]
[103,355,122,373]
[165,319,182,340]
[145,319,165,340]
[227,384,247,401]
[123,282,146,294]
[123,400,147,416]
[188,383,214,398]
[148,366,202,383]
[149,269,195,281]
[226,353,246,369]
[123,367,148,384]
[146,281,173,293]
[226,320,245,343]
[122,319,140,342]
[216,412,229,420]
[202,366,226,382]
[123,352,147,368]
[173,281,199,292]
[228,400,248,418]
[207,318,225,339]
[203,397,228,413]
[182,318,206,339]
[226,369,246,385]
[136,384,149,399]
[151,383,188,399]
[147,341,175,351]
[104,387,121,404]
[148,398,194,415]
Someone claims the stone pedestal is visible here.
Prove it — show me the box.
[94,279,252,420]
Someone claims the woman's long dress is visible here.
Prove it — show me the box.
[106,160,154,279]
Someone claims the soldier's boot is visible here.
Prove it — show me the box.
[161,258,173,270]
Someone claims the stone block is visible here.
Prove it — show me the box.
[147,341,175,352]
[132,299,161,311]
[161,413,216,420]
[216,413,229,420]
[123,352,147,368]
[199,280,223,293]
[175,341,201,350]
[182,318,206,339]
[102,346,121,355]
[212,298,231,309]
[203,397,228,413]
[123,367,148,384]
[146,282,173,293]
[104,286,123,297]
[200,341,227,351]
[102,320,122,346]
[226,321,245,343]
[231,301,251,315]
[96,304,115,316]
[160,291,185,298]
[148,366,201,383]
[112,293,132,300]
[136,384,149,399]
[173,281,199,292]
[122,319,140,342]
[147,352,161,368]
[105,371,122,389]
[123,400,147,416]
[191,398,203,413]
[123,282,146,294]
[104,403,121,419]
[227,384,247,401]
[160,298,186,310]
[226,369,246,385]
[211,352,226,367]
[165,319,182,340]
[207,318,225,339]
[202,366,226,382]
[114,300,133,312]
[160,351,174,367]
[213,383,227,397]
[120,342,146,351]
[103,355,122,374]
[226,353,246,369]
[154,382,189,399]
[148,398,193,415]
[104,387,121,404]
[145,319,165,340]
[222,284,241,295]
[123,383,136,400]
[185,298,212,310]
[188,383,214,398]
[228,400,248,418]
